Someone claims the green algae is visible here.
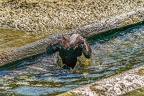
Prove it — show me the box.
[0,28,26,44]
[0,28,48,49]
[0,93,25,96]
[29,80,65,87]
[90,86,105,95]
[121,87,144,96]
[137,68,144,75]
[57,93,78,96]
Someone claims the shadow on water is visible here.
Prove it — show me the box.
[0,22,144,96]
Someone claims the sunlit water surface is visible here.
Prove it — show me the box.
[0,25,144,96]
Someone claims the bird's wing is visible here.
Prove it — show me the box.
[46,37,63,54]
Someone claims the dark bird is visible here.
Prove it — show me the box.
[46,34,91,69]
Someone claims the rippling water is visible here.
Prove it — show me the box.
[0,25,144,96]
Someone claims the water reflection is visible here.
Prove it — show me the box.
[0,25,144,96]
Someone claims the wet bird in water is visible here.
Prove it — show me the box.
[46,34,91,69]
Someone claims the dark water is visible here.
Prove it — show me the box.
[0,25,144,96]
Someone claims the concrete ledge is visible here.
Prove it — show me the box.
[58,65,144,96]
[76,8,144,38]
[0,8,144,66]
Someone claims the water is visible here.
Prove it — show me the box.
[0,25,144,96]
